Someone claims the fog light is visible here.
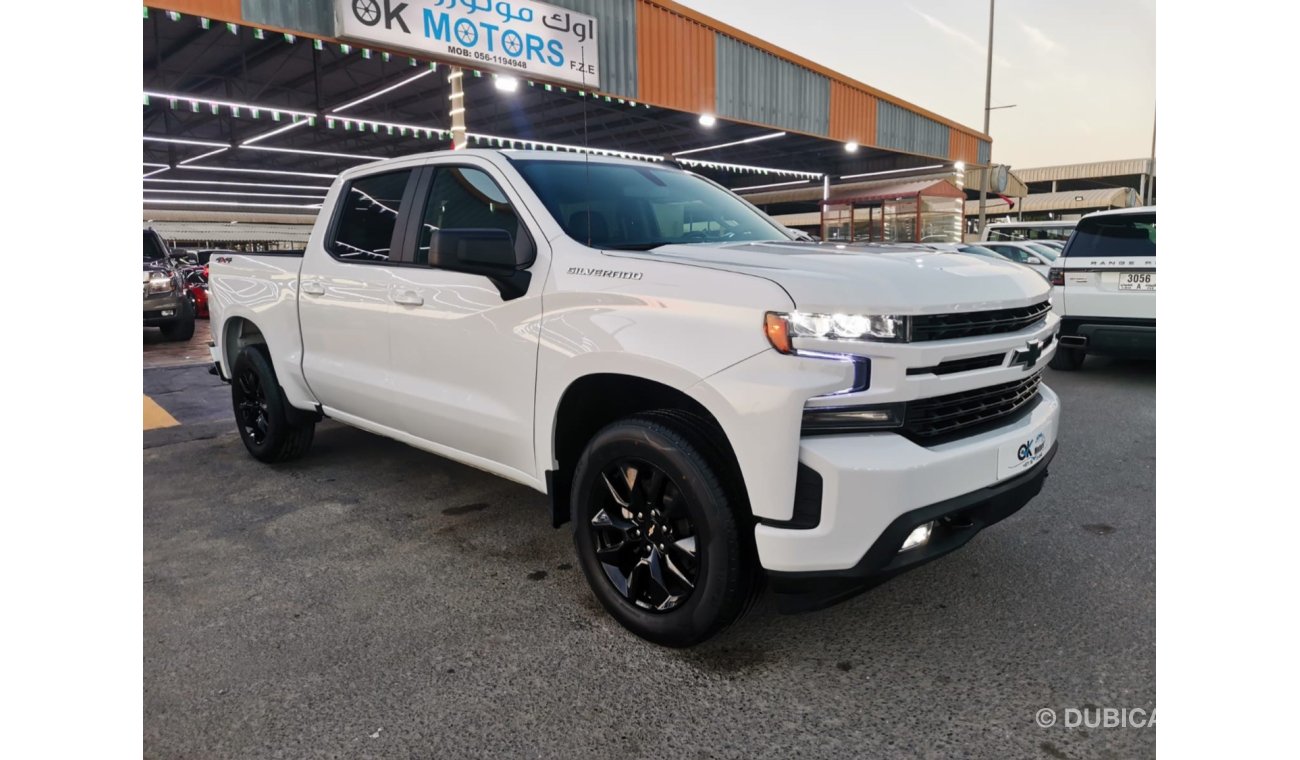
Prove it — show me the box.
[900,521,934,552]
[161,309,175,317]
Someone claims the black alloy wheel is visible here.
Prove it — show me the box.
[233,364,271,446]
[571,414,758,647]
[229,345,315,463]
[589,459,700,612]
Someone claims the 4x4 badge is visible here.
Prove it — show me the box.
[1011,339,1045,370]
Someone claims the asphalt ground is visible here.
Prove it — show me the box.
[144,357,1156,759]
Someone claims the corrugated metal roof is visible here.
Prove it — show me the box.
[740,171,1005,205]
[963,187,1137,215]
[876,101,948,159]
[715,36,830,137]
[830,178,962,204]
[149,221,315,243]
[1014,159,1155,184]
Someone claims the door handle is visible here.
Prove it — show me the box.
[301,280,326,296]
[392,289,424,307]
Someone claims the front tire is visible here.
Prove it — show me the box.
[571,415,757,647]
[1049,345,1086,370]
[230,345,315,463]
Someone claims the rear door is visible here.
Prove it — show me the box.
[298,167,418,428]
[1057,212,1156,319]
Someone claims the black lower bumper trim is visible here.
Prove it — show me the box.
[766,443,1057,613]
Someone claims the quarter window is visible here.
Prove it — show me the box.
[329,170,413,262]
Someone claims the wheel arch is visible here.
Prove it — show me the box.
[546,373,751,529]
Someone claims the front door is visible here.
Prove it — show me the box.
[385,160,548,480]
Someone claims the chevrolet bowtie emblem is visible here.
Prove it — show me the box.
[1011,339,1045,370]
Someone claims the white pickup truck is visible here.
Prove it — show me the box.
[209,150,1061,646]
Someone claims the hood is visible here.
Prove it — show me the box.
[609,241,1050,314]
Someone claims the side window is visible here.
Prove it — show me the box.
[329,170,413,262]
[415,166,526,266]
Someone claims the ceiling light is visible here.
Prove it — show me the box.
[143,189,329,200]
[495,76,520,92]
[732,179,814,192]
[840,164,945,180]
[954,161,966,171]
[178,148,228,165]
[330,69,434,112]
[181,165,338,179]
[241,144,382,161]
[699,113,717,127]
[845,142,859,153]
[143,136,227,148]
[144,178,329,192]
[672,132,787,157]
[241,119,310,146]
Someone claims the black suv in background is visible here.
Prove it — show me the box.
[143,229,196,341]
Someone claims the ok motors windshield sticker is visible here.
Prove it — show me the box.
[567,267,642,281]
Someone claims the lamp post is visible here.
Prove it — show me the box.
[977,0,995,237]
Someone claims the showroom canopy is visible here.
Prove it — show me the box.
[143,2,988,217]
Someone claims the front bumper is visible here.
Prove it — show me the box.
[767,442,1056,612]
[754,383,1060,609]
[143,293,185,326]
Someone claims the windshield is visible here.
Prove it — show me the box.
[144,230,168,262]
[1024,242,1060,261]
[512,159,791,250]
[1064,213,1156,258]
[958,245,1003,259]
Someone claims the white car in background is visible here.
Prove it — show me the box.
[981,241,1058,279]
[1048,207,1156,370]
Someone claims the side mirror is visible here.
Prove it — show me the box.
[1026,256,1044,265]
[429,228,533,301]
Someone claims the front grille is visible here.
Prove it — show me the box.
[903,372,1043,441]
[911,301,1051,341]
[907,353,1005,376]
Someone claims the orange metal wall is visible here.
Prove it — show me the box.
[635,2,716,116]
[829,81,877,147]
[949,130,982,164]
[149,1,242,23]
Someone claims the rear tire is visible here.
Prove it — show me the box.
[571,414,758,647]
[160,300,195,342]
[1049,346,1085,371]
[230,345,315,463]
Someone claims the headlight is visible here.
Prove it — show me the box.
[765,311,908,352]
[148,273,174,294]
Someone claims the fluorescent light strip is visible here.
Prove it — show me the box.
[672,132,787,157]
[143,162,169,168]
[178,148,228,165]
[840,164,945,180]
[242,144,382,161]
[182,165,338,179]
[144,90,315,119]
[732,179,813,192]
[143,199,323,209]
[143,166,170,178]
[327,116,450,138]
[471,133,662,162]
[145,178,330,192]
[241,119,310,146]
[677,157,822,179]
[143,188,329,200]
[143,135,227,148]
[331,69,434,113]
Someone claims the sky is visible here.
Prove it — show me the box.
[677,0,1156,169]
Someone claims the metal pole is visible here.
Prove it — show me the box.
[977,0,995,236]
[1146,109,1156,205]
[449,66,467,150]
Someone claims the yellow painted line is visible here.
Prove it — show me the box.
[143,395,180,430]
